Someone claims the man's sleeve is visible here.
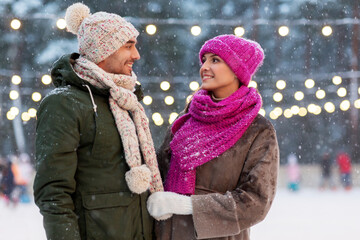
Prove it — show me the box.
[33,93,82,240]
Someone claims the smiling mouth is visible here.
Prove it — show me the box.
[202,76,214,81]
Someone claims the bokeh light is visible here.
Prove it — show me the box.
[146,24,157,35]
[191,25,201,36]
[278,26,289,36]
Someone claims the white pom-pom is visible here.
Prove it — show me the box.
[65,3,91,34]
[125,165,151,194]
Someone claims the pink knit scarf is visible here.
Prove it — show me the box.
[165,86,262,195]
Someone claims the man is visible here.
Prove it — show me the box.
[33,3,163,240]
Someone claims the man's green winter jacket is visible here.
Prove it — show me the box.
[33,53,153,240]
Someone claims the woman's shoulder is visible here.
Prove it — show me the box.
[250,114,276,133]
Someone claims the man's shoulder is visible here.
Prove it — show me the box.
[40,85,88,111]
[44,85,83,101]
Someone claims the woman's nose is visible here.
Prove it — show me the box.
[200,61,210,72]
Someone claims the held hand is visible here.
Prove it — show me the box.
[147,191,193,220]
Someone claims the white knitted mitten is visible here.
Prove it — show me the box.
[147,192,193,220]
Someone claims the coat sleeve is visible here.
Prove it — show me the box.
[33,93,82,240]
[191,124,279,239]
[156,127,173,181]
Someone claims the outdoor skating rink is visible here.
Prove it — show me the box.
[1,188,359,240]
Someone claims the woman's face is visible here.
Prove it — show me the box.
[199,53,239,98]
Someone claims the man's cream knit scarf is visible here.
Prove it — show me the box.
[73,56,163,194]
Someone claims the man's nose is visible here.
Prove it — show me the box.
[132,47,140,60]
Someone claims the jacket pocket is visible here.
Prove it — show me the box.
[82,192,137,240]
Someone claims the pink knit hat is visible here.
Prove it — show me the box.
[65,3,139,64]
[199,35,264,86]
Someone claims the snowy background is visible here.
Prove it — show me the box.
[1,0,360,239]
[1,0,360,164]
[1,187,360,240]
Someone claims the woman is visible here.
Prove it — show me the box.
[147,35,279,240]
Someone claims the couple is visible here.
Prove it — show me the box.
[33,3,279,240]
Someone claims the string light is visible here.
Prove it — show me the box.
[186,95,193,103]
[21,112,30,121]
[273,107,283,118]
[337,87,347,97]
[152,112,164,126]
[332,76,342,85]
[269,111,278,120]
[298,107,307,117]
[315,89,326,99]
[143,96,153,105]
[234,26,245,37]
[160,81,170,91]
[28,108,37,118]
[284,109,293,118]
[273,92,283,102]
[276,80,286,90]
[259,108,265,116]
[41,74,52,85]
[11,75,21,85]
[294,91,304,101]
[313,105,322,115]
[191,25,201,36]
[6,111,16,120]
[291,105,300,115]
[307,104,317,113]
[32,92,42,102]
[248,80,257,88]
[305,79,315,88]
[164,96,175,105]
[322,25,333,36]
[56,18,66,30]
[152,112,162,122]
[324,102,335,113]
[154,118,164,126]
[10,107,19,116]
[189,81,200,91]
[278,26,289,36]
[339,100,350,111]
[169,112,179,124]
[10,19,21,30]
[354,99,360,109]
[146,24,157,35]
[9,90,19,100]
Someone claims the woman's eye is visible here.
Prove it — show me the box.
[212,58,219,63]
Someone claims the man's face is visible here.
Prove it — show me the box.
[97,37,140,75]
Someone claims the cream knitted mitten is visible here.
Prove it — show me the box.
[147,191,193,220]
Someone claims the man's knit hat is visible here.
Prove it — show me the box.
[65,3,139,64]
[199,34,264,86]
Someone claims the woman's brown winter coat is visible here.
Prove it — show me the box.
[155,114,279,240]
